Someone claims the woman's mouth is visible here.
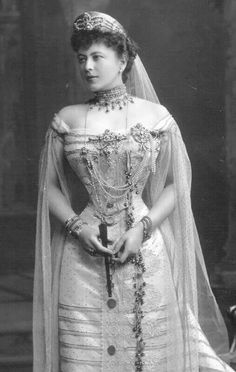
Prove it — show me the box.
[86,76,98,82]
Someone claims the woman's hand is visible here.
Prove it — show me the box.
[74,225,113,257]
[112,223,143,264]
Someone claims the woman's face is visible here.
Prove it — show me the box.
[77,42,125,92]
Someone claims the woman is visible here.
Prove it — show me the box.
[33,11,234,372]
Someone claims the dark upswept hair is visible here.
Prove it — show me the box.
[71,29,138,83]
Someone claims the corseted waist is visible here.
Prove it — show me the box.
[80,195,149,227]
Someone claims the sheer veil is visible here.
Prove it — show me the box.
[126,55,160,103]
[33,10,230,372]
[126,53,229,363]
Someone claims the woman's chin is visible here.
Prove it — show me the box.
[89,85,101,92]
[85,80,122,92]
[86,82,101,92]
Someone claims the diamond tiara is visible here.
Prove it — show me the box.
[73,12,126,37]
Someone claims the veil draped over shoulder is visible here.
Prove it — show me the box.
[33,43,229,372]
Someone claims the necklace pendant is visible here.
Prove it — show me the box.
[87,84,135,112]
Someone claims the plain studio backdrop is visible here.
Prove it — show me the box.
[0,1,236,371]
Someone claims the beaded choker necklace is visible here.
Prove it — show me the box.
[87,84,134,113]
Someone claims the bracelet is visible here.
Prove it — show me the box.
[65,214,80,232]
[65,214,87,237]
[140,215,152,242]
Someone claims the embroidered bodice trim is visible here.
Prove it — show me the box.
[64,123,163,159]
[88,129,127,160]
[130,123,152,152]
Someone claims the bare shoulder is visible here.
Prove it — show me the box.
[132,97,171,125]
[57,104,88,129]
[134,97,169,116]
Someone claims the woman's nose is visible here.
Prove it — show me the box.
[85,58,93,71]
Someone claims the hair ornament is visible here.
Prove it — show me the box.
[73,11,126,37]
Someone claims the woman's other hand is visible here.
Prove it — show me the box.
[75,225,113,257]
[112,223,143,264]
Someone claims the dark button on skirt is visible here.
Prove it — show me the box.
[107,345,116,355]
[107,298,117,309]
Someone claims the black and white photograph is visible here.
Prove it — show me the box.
[0,1,236,371]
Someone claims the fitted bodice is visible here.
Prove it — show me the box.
[64,123,162,225]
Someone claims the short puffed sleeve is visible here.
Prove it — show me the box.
[51,113,70,135]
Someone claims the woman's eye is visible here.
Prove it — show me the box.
[78,57,86,64]
[93,55,101,61]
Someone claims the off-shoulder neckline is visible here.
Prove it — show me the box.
[65,124,151,136]
[52,112,174,136]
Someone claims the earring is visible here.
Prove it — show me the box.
[119,67,123,74]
